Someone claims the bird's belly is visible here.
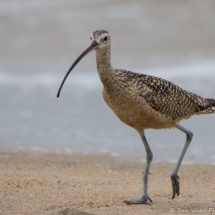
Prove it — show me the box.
[103,90,176,130]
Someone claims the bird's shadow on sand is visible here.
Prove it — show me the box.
[58,209,95,215]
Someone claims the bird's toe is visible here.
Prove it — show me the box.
[171,173,180,200]
[123,195,152,204]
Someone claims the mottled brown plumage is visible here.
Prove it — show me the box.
[57,30,215,204]
[105,70,214,127]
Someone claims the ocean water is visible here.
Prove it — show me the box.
[0,0,215,164]
[0,61,215,164]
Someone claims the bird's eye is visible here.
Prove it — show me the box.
[90,37,92,40]
[104,36,107,41]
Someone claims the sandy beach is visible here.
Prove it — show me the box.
[0,151,215,215]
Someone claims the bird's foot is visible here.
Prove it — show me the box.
[171,173,180,200]
[123,195,152,204]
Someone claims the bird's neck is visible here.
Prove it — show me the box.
[96,48,115,88]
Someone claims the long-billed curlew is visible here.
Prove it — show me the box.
[57,30,215,204]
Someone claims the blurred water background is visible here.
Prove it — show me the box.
[0,0,215,164]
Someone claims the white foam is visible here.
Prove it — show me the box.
[64,147,73,154]
[0,61,215,90]
[100,148,109,154]
[31,146,41,151]
[111,152,120,157]
[136,61,215,80]
[0,72,101,90]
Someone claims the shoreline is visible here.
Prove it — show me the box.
[0,151,215,214]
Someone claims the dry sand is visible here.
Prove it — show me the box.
[0,151,215,215]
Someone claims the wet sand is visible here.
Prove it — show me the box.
[0,152,215,214]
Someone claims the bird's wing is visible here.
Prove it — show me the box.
[114,69,210,119]
[136,74,209,119]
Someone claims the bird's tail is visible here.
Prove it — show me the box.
[196,98,215,115]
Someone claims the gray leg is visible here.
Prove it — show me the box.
[123,135,153,204]
[171,124,193,200]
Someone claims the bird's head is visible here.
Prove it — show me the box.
[57,30,110,97]
[90,30,111,51]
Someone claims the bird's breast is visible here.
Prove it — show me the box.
[102,87,176,130]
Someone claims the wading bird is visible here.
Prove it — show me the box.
[57,30,215,204]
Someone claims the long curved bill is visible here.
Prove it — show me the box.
[57,40,99,97]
